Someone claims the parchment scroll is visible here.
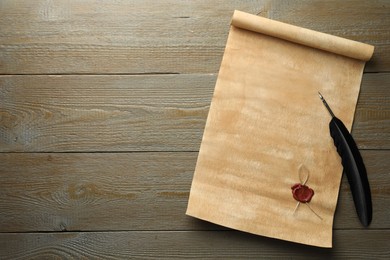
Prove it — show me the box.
[186,10,374,247]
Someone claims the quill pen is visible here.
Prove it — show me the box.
[318,92,372,227]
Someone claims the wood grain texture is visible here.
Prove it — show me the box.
[0,0,389,74]
[0,0,389,256]
[0,0,262,74]
[1,230,389,259]
[354,73,390,149]
[1,73,389,152]
[0,151,388,232]
[0,74,214,152]
[0,152,198,232]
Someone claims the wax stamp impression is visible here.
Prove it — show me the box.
[292,183,314,203]
[292,164,321,219]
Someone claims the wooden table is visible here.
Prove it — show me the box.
[1,1,389,258]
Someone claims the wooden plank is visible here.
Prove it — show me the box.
[0,0,261,74]
[0,152,199,232]
[0,74,214,152]
[354,73,390,149]
[1,73,388,152]
[0,0,389,74]
[0,151,388,232]
[1,230,389,259]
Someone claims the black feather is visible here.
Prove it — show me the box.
[329,117,372,227]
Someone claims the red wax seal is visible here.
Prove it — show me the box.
[291,183,314,203]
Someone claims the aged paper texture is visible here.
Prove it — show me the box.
[187,11,374,247]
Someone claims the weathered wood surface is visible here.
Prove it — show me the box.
[1,73,389,152]
[0,151,388,232]
[0,0,389,258]
[1,230,389,259]
[354,73,390,149]
[0,74,214,152]
[0,0,389,74]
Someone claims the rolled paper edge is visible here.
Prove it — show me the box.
[231,10,375,61]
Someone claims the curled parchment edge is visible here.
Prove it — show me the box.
[231,10,374,61]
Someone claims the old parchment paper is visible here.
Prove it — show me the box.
[186,11,374,248]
